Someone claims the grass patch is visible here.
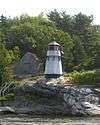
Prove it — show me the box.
[30,75,43,81]
[0,93,15,101]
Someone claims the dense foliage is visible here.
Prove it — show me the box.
[47,10,100,70]
[0,10,100,83]
[0,41,12,84]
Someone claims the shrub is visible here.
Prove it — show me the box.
[64,70,100,85]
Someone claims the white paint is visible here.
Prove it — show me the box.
[45,58,62,74]
[44,42,63,75]
[47,51,61,57]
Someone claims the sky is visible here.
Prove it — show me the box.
[0,0,99,24]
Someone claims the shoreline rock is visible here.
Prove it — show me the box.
[0,77,100,116]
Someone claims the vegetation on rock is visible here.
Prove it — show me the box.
[64,69,100,85]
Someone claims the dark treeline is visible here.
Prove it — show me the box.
[0,10,100,82]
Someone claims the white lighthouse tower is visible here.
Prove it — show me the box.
[44,40,63,78]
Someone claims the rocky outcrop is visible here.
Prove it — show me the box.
[0,77,100,116]
[63,86,100,116]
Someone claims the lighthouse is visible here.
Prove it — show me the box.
[44,40,63,78]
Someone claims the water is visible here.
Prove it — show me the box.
[0,114,100,125]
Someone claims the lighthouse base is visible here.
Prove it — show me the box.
[45,74,62,79]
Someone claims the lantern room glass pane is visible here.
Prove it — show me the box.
[49,45,60,51]
[49,46,54,50]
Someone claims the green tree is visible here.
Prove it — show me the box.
[72,36,87,69]
[47,9,73,35]
[0,13,100,72]
[4,24,36,56]
[0,41,12,84]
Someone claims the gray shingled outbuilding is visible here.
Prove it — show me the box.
[12,52,43,75]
